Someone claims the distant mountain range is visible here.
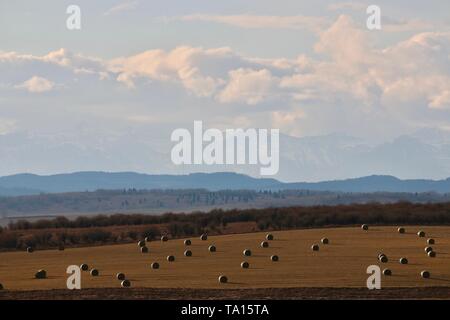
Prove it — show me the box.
[1,171,450,196]
[2,128,450,183]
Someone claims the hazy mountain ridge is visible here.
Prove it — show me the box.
[1,171,450,196]
[2,128,450,182]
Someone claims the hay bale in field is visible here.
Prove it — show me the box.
[427,238,435,245]
[184,239,192,246]
[421,270,430,279]
[321,238,329,245]
[27,247,34,253]
[80,264,89,271]
[241,261,249,269]
[311,244,319,251]
[138,240,146,247]
[271,255,279,262]
[90,269,99,277]
[121,279,131,288]
[184,250,192,257]
[167,255,175,262]
[266,234,274,241]
[417,231,425,237]
[218,275,228,283]
[141,246,149,253]
[399,257,408,264]
[208,245,216,252]
[379,255,388,263]
[116,273,126,281]
[151,262,160,269]
[425,246,433,253]
[428,251,436,258]
[243,249,252,257]
[200,234,208,241]
[361,224,369,231]
[35,269,47,279]
[58,245,65,251]
[260,241,269,248]
[382,269,392,276]
[398,227,405,234]
[161,235,168,242]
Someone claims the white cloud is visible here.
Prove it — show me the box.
[216,68,278,105]
[2,15,450,140]
[176,14,328,32]
[109,46,241,96]
[15,76,55,93]
[0,48,107,80]
[429,90,450,110]
[103,1,139,16]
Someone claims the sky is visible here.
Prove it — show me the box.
[0,1,450,178]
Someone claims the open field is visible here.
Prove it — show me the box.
[0,226,449,299]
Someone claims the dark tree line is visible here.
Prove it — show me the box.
[2,201,450,250]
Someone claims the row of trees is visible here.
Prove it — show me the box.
[2,202,450,250]
[8,201,450,231]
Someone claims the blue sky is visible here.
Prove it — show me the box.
[0,1,450,177]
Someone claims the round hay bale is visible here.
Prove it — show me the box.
[138,240,146,248]
[428,251,436,258]
[151,262,160,269]
[161,235,168,242]
[116,273,126,281]
[378,253,386,259]
[90,269,99,276]
[184,250,192,257]
[167,255,175,262]
[35,269,47,279]
[140,246,148,253]
[121,279,131,288]
[417,230,425,237]
[27,247,34,253]
[425,246,433,253]
[208,245,216,252]
[427,238,435,245]
[58,245,65,251]
[270,255,279,262]
[311,244,319,251]
[184,239,192,246]
[266,233,274,241]
[321,238,329,245]
[399,257,408,265]
[379,255,388,263]
[243,249,252,257]
[218,275,228,283]
[398,227,405,234]
[241,261,249,269]
[80,264,89,271]
[421,270,430,279]
[260,241,269,248]
[361,224,369,231]
[200,234,208,241]
[382,268,392,276]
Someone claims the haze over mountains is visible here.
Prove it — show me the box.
[1,128,450,183]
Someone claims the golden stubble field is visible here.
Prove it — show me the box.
[0,226,449,291]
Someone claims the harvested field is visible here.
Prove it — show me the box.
[0,226,449,298]
[1,287,450,300]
